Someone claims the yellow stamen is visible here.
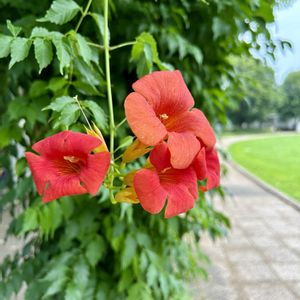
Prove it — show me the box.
[160,113,169,120]
[63,156,80,163]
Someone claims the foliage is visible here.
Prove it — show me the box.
[229,135,300,202]
[0,0,281,299]
[279,71,300,125]
[226,56,283,127]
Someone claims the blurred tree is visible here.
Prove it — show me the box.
[226,56,283,127]
[279,71,300,128]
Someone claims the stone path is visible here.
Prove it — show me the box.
[191,135,300,300]
[0,211,23,262]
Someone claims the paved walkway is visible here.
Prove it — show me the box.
[191,135,300,300]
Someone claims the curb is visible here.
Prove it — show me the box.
[228,160,300,213]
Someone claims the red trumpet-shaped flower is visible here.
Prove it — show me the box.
[125,70,216,169]
[134,143,198,218]
[25,131,110,203]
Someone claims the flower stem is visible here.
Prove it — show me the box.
[104,0,116,202]
[115,117,127,130]
[110,41,136,51]
[75,0,93,32]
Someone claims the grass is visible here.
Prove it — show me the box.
[228,135,300,202]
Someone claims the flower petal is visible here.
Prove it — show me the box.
[192,147,207,180]
[133,70,194,116]
[164,185,196,218]
[25,152,58,195]
[42,175,87,203]
[149,143,171,172]
[167,132,200,169]
[161,167,198,200]
[204,148,220,191]
[134,169,167,214]
[124,92,167,145]
[79,152,110,195]
[32,131,102,159]
[165,109,216,149]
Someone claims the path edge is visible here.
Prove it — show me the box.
[228,159,300,212]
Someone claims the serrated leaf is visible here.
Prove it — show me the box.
[74,33,92,64]
[121,235,137,270]
[6,20,21,37]
[146,265,157,287]
[73,258,89,288]
[85,235,106,267]
[52,37,72,74]
[57,103,80,128]
[0,35,13,58]
[43,96,75,111]
[90,13,108,42]
[82,100,107,129]
[9,37,32,69]
[34,38,53,73]
[38,0,81,25]
[30,27,50,38]
[43,276,67,298]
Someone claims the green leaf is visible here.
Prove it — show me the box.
[118,269,134,292]
[29,80,48,98]
[85,235,106,267]
[82,100,107,129]
[60,200,74,219]
[43,276,68,298]
[146,265,157,287]
[6,20,21,37]
[9,37,32,69]
[65,283,82,300]
[52,36,72,74]
[38,0,81,25]
[121,235,137,270]
[30,27,50,38]
[131,32,161,77]
[15,158,27,177]
[34,38,53,73]
[212,17,230,40]
[73,258,89,288]
[74,33,92,64]
[56,103,80,128]
[90,13,108,42]
[43,96,75,112]
[48,77,68,92]
[0,35,13,58]
[22,208,38,234]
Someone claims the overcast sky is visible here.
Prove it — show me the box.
[271,0,300,84]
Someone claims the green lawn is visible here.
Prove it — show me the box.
[228,135,300,202]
